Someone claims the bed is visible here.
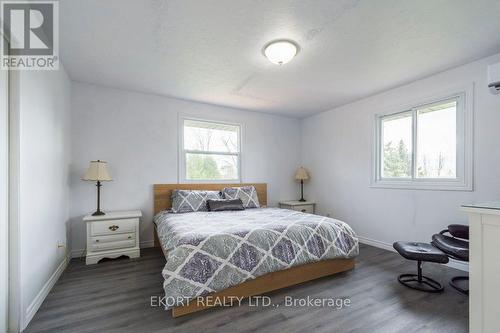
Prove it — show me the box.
[153,183,358,317]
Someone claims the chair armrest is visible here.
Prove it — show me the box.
[448,224,469,240]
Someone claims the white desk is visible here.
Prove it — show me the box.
[461,202,500,333]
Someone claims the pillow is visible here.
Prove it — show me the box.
[206,198,245,212]
[222,186,260,208]
[171,190,221,213]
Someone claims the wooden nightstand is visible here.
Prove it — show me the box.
[84,210,142,265]
[279,201,316,214]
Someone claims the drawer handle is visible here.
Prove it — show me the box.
[301,209,306,212]
[109,225,119,231]
[95,239,99,242]
[128,236,132,239]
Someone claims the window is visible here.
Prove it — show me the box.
[180,118,241,182]
[373,92,473,190]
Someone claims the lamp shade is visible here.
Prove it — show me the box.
[295,167,309,180]
[82,160,112,181]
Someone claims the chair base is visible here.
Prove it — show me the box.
[398,274,444,293]
[450,276,469,295]
[397,260,444,293]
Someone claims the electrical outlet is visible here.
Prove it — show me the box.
[57,241,66,249]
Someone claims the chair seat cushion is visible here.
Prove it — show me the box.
[431,234,469,261]
[393,242,449,264]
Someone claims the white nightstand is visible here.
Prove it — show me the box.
[84,210,142,265]
[279,201,316,214]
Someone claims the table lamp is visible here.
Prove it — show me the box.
[82,160,112,216]
[295,167,309,202]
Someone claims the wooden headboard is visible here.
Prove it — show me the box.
[153,183,268,214]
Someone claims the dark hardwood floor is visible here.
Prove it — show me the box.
[25,244,468,333]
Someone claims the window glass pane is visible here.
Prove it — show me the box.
[416,101,457,178]
[184,119,239,153]
[186,153,238,180]
[381,112,412,178]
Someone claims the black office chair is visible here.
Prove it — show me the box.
[431,224,469,294]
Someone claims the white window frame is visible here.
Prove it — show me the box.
[179,116,242,183]
[371,87,473,191]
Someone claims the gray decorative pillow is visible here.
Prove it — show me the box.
[171,190,221,213]
[222,186,260,208]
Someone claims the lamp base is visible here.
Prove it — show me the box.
[298,180,306,202]
[92,210,105,216]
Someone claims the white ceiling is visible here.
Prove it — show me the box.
[60,0,500,118]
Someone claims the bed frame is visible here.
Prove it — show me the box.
[153,183,355,317]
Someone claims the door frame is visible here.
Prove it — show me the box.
[1,33,22,333]
[1,36,10,333]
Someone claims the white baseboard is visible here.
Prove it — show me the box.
[357,236,394,252]
[357,235,469,272]
[23,256,68,330]
[446,259,469,272]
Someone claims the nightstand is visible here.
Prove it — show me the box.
[84,210,142,265]
[279,201,316,214]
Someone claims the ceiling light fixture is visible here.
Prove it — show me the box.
[263,40,298,65]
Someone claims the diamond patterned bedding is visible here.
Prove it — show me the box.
[153,207,358,308]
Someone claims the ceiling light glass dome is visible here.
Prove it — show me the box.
[264,40,298,65]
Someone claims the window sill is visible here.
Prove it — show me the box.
[370,180,473,191]
[180,179,241,184]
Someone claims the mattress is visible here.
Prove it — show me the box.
[153,207,359,308]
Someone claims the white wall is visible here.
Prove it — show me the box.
[301,52,500,246]
[15,65,72,329]
[69,82,302,255]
